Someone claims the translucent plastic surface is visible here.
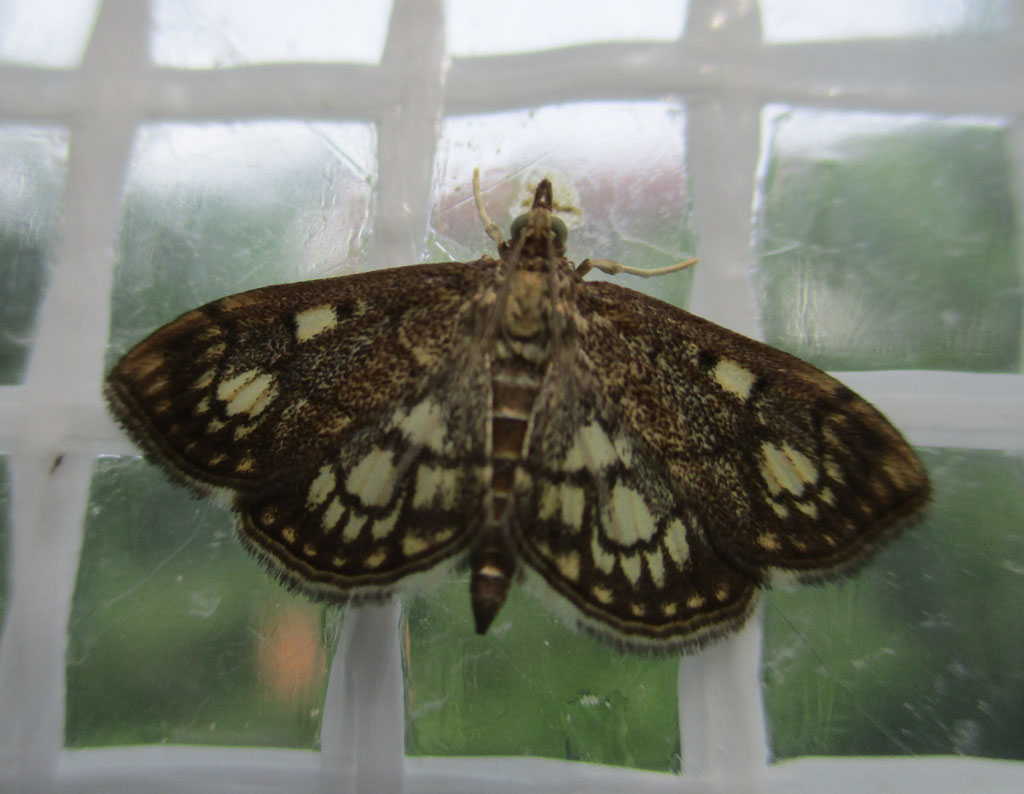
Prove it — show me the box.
[108,121,375,366]
[152,0,393,66]
[403,578,681,770]
[0,127,69,384]
[764,448,1024,759]
[755,109,1020,372]
[66,457,340,748]
[0,457,9,645]
[446,0,687,56]
[761,0,1006,43]
[0,0,100,67]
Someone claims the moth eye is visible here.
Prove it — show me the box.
[551,216,568,246]
[509,213,569,246]
[510,212,529,242]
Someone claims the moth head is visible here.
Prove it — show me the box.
[508,179,569,258]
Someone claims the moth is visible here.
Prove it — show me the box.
[106,170,929,653]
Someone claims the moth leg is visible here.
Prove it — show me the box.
[576,257,699,279]
[473,168,504,247]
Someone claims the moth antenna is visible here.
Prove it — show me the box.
[473,168,504,247]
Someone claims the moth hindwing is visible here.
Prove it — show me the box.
[106,173,929,654]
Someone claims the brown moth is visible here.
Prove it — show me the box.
[106,171,929,653]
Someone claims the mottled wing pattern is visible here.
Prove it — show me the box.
[512,280,928,650]
[106,261,494,599]
[235,362,491,599]
[514,355,757,649]
[581,282,928,574]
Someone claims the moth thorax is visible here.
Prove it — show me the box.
[469,526,517,635]
[503,269,547,338]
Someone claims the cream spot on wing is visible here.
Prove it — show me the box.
[144,376,168,396]
[770,501,789,518]
[820,487,836,506]
[250,389,276,418]
[645,548,665,587]
[565,422,618,471]
[630,603,646,617]
[302,543,317,557]
[127,352,163,379]
[295,304,338,342]
[784,443,818,485]
[217,369,277,417]
[332,556,346,568]
[214,368,262,407]
[687,595,705,609]
[538,482,584,531]
[307,465,336,507]
[662,602,678,617]
[557,551,581,582]
[195,396,211,415]
[713,358,756,400]
[342,512,367,542]
[760,442,817,496]
[413,465,457,510]
[796,500,818,517]
[233,424,255,440]
[620,552,642,585]
[346,448,396,507]
[206,418,226,433]
[322,497,344,531]
[757,532,781,551]
[884,454,918,490]
[560,484,585,531]
[591,535,616,574]
[395,399,447,453]
[538,482,558,521]
[208,453,226,466]
[236,457,255,473]
[364,550,388,568]
[261,507,277,525]
[281,527,297,544]
[603,484,657,545]
[193,368,216,390]
[591,585,613,604]
[662,519,690,568]
[715,587,729,601]
[197,342,226,363]
[402,535,430,556]
[371,502,402,540]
